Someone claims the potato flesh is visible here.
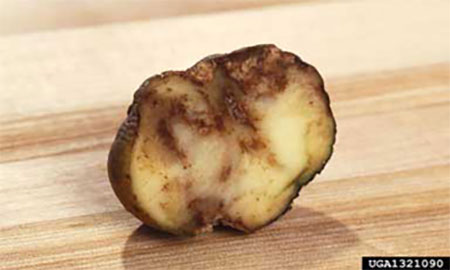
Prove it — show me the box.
[128,64,334,234]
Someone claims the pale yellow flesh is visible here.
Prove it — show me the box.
[129,67,334,233]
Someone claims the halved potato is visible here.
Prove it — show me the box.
[108,44,336,235]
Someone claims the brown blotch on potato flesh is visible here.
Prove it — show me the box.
[161,183,170,192]
[223,90,255,129]
[219,165,232,183]
[160,202,168,209]
[267,153,278,166]
[156,119,186,160]
[188,197,225,226]
[239,137,266,153]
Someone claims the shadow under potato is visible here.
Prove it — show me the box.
[121,207,359,269]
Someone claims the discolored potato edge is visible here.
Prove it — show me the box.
[107,44,336,235]
[271,61,336,232]
[107,83,166,232]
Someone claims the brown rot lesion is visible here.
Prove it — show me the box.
[219,165,232,183]
[223,90,253,127]
[108,44,336,235]
[156,119,186,161]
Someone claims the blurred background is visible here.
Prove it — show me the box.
[0,1,449,269]
[0,0,304,35]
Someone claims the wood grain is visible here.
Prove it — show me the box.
[0,0,449,269]
[0,0,326,36]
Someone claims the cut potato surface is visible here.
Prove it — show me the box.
[108,44,336,235]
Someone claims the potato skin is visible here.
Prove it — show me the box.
[107,99,153,226]
[107,44,336,234]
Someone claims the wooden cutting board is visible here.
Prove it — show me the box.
[1,0,449,269]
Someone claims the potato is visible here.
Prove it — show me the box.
[108,44,336,235]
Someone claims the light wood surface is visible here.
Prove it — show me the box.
[1,0,449,269]
[0,0,318,36]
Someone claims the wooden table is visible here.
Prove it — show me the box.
[1,0,449,269]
